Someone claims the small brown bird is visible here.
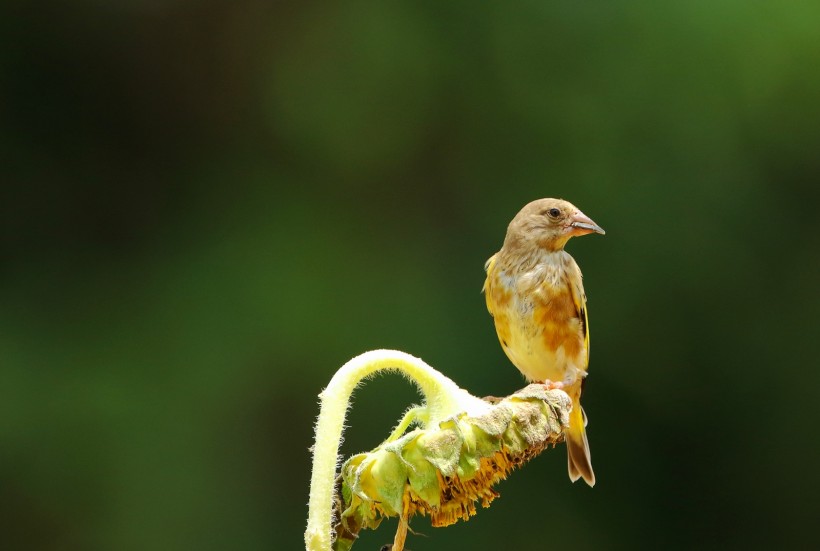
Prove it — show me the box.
[483,198,605,487]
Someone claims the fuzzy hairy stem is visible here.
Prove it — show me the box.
[304,350,491,551]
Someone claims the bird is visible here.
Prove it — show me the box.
[483,198,605,487]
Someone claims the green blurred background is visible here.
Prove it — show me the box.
[2,1,819,549]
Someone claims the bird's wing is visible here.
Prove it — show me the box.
[569,265,590,369]
[482,254,498,317]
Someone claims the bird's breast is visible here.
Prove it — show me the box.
[488,255,587,384]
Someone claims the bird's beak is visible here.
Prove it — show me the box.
[569,211,606,236]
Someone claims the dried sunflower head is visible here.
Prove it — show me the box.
[333,384,571,549]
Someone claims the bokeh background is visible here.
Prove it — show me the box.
[3,1,820,549]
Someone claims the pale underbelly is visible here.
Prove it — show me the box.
[500,318,587,385]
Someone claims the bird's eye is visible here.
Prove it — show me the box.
[547,208,561,218]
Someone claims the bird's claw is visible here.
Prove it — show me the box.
[541,379,564,391]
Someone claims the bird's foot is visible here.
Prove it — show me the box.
[541,379,564,391]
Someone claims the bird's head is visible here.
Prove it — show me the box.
[504,198,605,252]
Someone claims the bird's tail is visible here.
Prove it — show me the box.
[566,394,595,487]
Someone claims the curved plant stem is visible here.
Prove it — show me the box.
[304,349,490,551]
